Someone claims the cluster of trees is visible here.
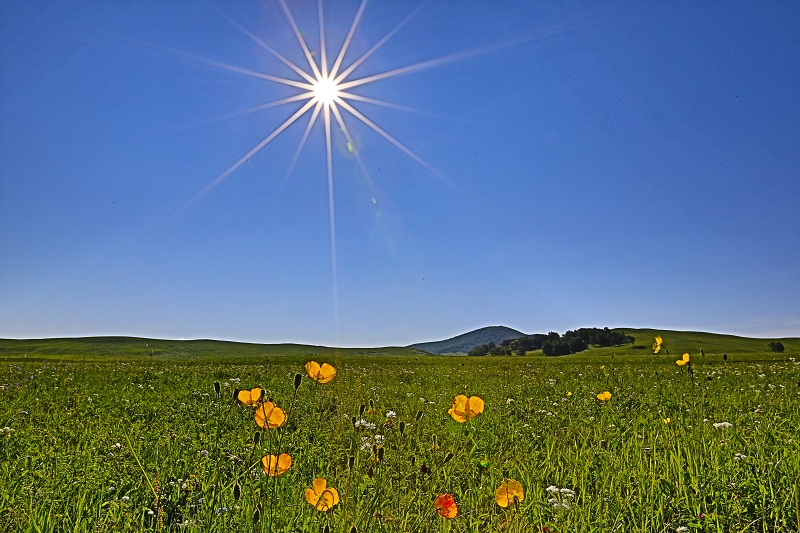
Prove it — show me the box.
[769,341,785,353]
[468,328,635,356]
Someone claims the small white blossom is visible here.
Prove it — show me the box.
[198,449,209,458]
[385,410,397,419]
[713,422,733,429]
[354,419,377,431]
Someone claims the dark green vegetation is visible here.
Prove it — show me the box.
[468,328,635,356]
[409,326,526,355]
[1,348,799,532]
[769,341,785,353]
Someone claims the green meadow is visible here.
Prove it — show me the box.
[1,332,799,532]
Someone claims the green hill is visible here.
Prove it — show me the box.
[608,328,800,355]
[0,336,429,362]
[0,328,796,362]
[409,326,528,354]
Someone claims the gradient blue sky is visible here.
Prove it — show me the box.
[1,0,798,346]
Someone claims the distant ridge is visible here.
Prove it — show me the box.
[409,326,527,355]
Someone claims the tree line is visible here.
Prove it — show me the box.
[468,327,635,356]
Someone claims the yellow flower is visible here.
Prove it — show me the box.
[305,361,336,384]
[566,391,572,397]
[254,401,286,429]
[676,353,690,366]
[304,478,340,511]
[597,391,612,401]
[663,418,670,424]
[261,453,291,476]
[448,395,485,423]
[495,479,524,507]
[434,493,458,518]
[653,335,664,354]
[236,387,262,407]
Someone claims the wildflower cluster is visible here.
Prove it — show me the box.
[545,485,575,509]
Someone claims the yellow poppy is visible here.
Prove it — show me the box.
[434,493,458,518]
[597,391,612,401]
[653,335,663,354]
[236,387,262,407]
[304,478,340,511]
[495,479,524,507]
[676,353,690,366]
[255,401,286,429]
[261,453,291,476]
[448,395,484,423]
[305,361,336,384]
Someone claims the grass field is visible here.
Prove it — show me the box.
[1,333,799,532]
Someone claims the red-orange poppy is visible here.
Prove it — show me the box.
[434,493,458,518]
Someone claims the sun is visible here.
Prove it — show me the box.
[313,77,339,105]
[186,0,453,337]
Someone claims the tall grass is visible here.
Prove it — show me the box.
[0,354,798,531]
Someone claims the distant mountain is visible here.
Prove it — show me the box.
[409,326,528,354]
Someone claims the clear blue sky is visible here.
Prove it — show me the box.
[1,0,798,346]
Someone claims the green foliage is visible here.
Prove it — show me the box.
[1,353,798,531]
[468,342,495,356]
[769,341,785,353]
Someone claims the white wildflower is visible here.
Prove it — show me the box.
[385,410,397,419]
[713,422,733,429]
[360,436,372,452]
[354,419,376,431]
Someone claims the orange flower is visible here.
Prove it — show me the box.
[448,395,484,422]
[305,361,336,384]
[255,401,286,429]
[261,453,291,476]
[434,493,458,518]
[597,391,612,401]
[495,479,524,507]
[236,387,262,406]
[304,478,340,511]
[676,353,690,366]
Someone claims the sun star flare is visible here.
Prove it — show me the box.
[186,0,448,339]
